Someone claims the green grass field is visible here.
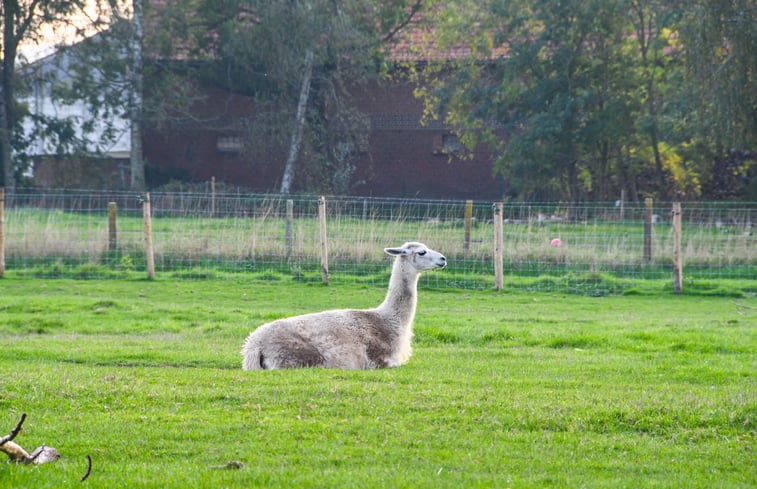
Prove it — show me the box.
[1,278,755,488]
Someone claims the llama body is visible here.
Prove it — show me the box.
[242,242,446,370]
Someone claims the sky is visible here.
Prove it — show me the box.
[18,1,125,63]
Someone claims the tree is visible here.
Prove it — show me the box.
[187,0,422,194]
[127,0,145,190]
[414,0,753,201]
[27,0,420,193]
[54,0,204,191]
[627,0,682,199]
[678,0,756,199]
[680,0,756,152]
[415,0,638,202]
[280,48,313,194]
[0,0,103,189]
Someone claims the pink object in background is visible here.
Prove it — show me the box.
[550,238,563,247]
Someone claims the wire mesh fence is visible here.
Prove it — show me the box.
[1,188,755,295]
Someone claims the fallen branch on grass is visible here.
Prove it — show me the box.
[80,454,93,481]
[0,413,60,465]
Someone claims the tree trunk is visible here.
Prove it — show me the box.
[645,68,666,198]
[632,1,667,199]
[1,2,17,190]
[0,79,13,190]
[128,0,145,191]
[280,49,314,195]
[597,141,610,201]
[567,157,580,210]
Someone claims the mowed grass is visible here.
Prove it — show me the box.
[0,278,755,488]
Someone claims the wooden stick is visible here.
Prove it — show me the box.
[672,202,683,293]
[80,454,93,482]
[108,202,118,251]
[0,412,25,447]
[619,189,626,221]
[493,202,503,291]
[285,199,294,260]
[143,193,155,280]
[210,176,216,217]
[318,196,329,284]
[0,440,32,462]
[643,197,653,262]
[463,199,473,258]
[1,413,60,465]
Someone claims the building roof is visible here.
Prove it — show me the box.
[387,11,508,62]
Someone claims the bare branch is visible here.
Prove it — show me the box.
[1,414,60,465]
[381,0,424,44]
[0,413,26,447]
[81,454,93,482]
[16,0,44,42]
[0,441,32,462]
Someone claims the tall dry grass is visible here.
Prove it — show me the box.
[1,192,753,287]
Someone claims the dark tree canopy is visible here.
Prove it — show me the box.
[413,0,756,201]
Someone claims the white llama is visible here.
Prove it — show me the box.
[241,242,446,370]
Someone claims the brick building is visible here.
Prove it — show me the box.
[141,76,504,199]
[26,9,506,200]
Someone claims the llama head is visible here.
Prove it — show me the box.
[384,242,446,272]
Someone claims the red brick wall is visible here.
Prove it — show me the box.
[143,79,504,199]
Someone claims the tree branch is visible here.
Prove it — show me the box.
[81,454,93,482]
[0,412,26,447]
[381,0,424,44]
[0,413,60,465]
[16,0,44,43]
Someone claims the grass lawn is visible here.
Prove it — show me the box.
[0,278,755,488]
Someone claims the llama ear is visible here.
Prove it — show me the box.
[384,247,406,256]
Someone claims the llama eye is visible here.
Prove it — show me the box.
[418,250,427,256]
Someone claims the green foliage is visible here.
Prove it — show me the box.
[1,0,104,188]
[0,279,755,487]
[415,0,756,201]
[166,0,417,194]
[678,0,757,151]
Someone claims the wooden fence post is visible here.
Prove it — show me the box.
[644,197,653,262]
[108,202,118,251]
[0,187,5,278]
[318,195,329,284]
[210,176,216,217]
[143,193,155,280]
[672,202,683,294]
[493,202,503,290]
[285,199,294,260]
[619,189,625,221]
[463,199,473,258]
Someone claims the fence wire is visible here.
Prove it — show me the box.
[1,188,755,295]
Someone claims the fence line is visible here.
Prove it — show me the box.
[0,187,754,295]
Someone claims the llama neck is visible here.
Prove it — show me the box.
[377,258,419,329]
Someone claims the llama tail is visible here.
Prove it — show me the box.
[241,332,264,370]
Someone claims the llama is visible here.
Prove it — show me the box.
[241,242,446,370]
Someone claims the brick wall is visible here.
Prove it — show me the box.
[143,78,504,199]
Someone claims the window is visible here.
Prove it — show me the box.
[217,136,243,153]
[433,133,463,155]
